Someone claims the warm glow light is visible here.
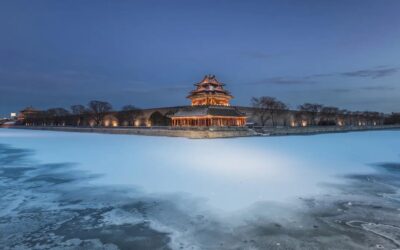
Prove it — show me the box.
[112,121,118,127]
[301,120,308,127]
[134,120,140,127]
[168,142,295,180]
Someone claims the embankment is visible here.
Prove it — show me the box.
[3,125,400,138]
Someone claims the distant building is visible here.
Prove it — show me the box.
[17,106,40,122]
[171,75,246,126]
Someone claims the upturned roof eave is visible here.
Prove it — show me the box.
[187,92,233,99]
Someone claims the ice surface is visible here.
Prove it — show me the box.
[1,128,400,249]
[1,128,396,212]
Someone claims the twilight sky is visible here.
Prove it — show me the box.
[1,0,400,116]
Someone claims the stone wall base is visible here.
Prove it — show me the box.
[3,125,400,139]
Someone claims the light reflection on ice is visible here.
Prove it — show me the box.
[170,142,291,179]
[0,128,399,212]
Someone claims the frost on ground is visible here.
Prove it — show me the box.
[0,129,400,249]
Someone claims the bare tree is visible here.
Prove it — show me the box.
[319,106,339,125]
[298,103,323,125]
[271,100,288,126]
[71,105,87,115]
[294,110,306,126]
[353,111,366,126]
[385,112,400,125]
[362,111,384,126]
[122,105,137,111]
[87,100,113,126]
[70,105,88,126]
[116,105,143,126]
[45,108,70,126]
[252,96,288,126]
[336,109,348,126]
[344,110,357,126]
[47,108,70,117]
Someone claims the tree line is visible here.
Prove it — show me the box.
[20,97,400,127]
[22,100,144,127]
[251,96,398,127]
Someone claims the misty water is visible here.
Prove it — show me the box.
[1,128,400,249]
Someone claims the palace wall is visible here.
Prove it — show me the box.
[8,124,400,139]
[138,106,295,126]
[139,106,383,127]
[19,105,384,128]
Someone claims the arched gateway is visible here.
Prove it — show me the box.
[171,75,246,127]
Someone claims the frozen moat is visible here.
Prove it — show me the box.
[0,128,400,249]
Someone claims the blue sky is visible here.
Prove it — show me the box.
[1,0,400,116]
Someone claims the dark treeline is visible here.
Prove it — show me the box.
[251,96,398,127]
[18,97,400,127]
[22,100,147,127]
[384,112,400,125]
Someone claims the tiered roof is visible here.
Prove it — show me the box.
[172,105,245,118]
[187,75,233,99]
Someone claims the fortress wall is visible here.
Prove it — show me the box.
[5,125,400,139]
[6,126,256,139]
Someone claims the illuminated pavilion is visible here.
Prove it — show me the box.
[171,75,246,127]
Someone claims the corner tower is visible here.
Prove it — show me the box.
[171,75,246,127]
[187,75,233,106]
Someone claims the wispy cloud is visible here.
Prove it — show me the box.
[303,73,334,79]
[330,88,353,93]
[341,67,399,79]
[254,77,316,85]
[123,85,189,94]
[330,85,396,93]
[253,66,399,86]
[241,50,290,60]
[360,85,396,91]
[243,51,275,60]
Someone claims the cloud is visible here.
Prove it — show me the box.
[253,65,399,86]
[330,85,396,93]
[243,51,275,60]
[123,85,189,94]
[330,88,353,93]
[303,73,335,79]
[360,86,396,91]
[341,67,399,79]
[254,77,316,85]
[241,50,290,60]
